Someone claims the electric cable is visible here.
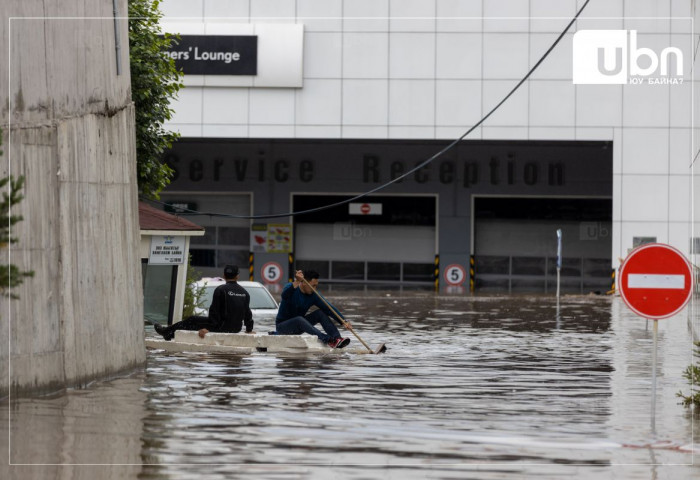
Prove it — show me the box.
[146,0,591,220]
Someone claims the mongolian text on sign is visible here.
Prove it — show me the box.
[149,236,186,265]
[165,35,257,75]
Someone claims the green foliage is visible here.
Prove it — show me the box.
[128,0,184,199]
[677,341,700,408]
[182,255,206,318]
[0,133,34,299]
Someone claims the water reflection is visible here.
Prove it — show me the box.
[2,295,698,479]
[0,374,146,479]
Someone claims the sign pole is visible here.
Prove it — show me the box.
[651,319,658,433]
[617,243,694,434]
[556,229,562,307]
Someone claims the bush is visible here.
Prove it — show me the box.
[677,341,700,408]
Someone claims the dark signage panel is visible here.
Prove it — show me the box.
[163,139,612,199]
[166,35,257,75]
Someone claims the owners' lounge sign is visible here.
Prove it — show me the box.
[166,35,257,75]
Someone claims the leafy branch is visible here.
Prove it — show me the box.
[128,0,184,199]
[0,133,34,298]
[677,341,700,408]
[182,254,206,318]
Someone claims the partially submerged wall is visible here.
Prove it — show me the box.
[0,0,145,397]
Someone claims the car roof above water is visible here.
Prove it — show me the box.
[194,278,271,290]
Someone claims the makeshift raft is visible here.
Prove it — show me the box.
[146,330,371,355]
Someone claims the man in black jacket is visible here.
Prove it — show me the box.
[154,265,254,341]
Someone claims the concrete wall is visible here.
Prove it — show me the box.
[0,0,145,397]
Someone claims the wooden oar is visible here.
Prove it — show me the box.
[302,278,387,354]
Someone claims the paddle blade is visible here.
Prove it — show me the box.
[374,343,387,354]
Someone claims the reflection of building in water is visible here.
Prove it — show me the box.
[154,2,699,295]
[0,377,146,472]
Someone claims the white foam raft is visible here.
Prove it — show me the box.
[146,330,371,355]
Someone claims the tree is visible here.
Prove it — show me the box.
[0,131,34,298]
[677,342,700,408]
[128,0,183,199]
[182,254,206,318]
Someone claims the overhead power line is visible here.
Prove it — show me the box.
[147,0,591,220]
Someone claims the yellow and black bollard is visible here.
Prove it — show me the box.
[469,255,476,293]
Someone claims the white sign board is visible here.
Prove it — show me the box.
[251,224,268,253]
[349,203,383,215]
[149,235,187,265]
[160,23,304,88]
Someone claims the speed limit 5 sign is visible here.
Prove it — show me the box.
[261,262,283,284]
[444,264,467,286]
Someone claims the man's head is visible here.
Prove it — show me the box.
[223,265,239,281]
[299,269,320,294]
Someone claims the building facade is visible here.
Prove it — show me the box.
[157,0,699,294]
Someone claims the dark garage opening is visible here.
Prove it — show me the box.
[474,197,612,294]
[292,194,437,286]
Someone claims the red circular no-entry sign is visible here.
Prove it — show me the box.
[618,243,693,320]
[361,203,371,214]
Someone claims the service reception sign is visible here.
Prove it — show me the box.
[149,235,186,265]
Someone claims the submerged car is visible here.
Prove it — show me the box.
[192,278,279,321]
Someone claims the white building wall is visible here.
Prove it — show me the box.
[161,0,698,268]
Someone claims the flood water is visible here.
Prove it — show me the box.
[2,293,699,479]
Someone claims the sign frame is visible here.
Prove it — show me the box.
[617,243,693,320]
[444,264,467,287]
[261,261,284,284]
[148,235,187,265]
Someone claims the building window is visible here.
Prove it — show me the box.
[368,262,400,281]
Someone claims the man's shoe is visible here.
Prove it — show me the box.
[328,337,350,349]
[154,323,174,341]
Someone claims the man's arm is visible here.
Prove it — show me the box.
[244,294,254,333]
[281,270,304,300]
[315,295,348,326]
[207,287,225,331]
[280,281,296,300]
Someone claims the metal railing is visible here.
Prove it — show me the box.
[474,255,611,294]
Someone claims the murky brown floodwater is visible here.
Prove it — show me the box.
[2,293,699,479]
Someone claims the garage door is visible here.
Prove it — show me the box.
[474,197,612,293]
[293,194,437,285]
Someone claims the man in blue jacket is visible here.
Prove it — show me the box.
[275,269,350,348]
